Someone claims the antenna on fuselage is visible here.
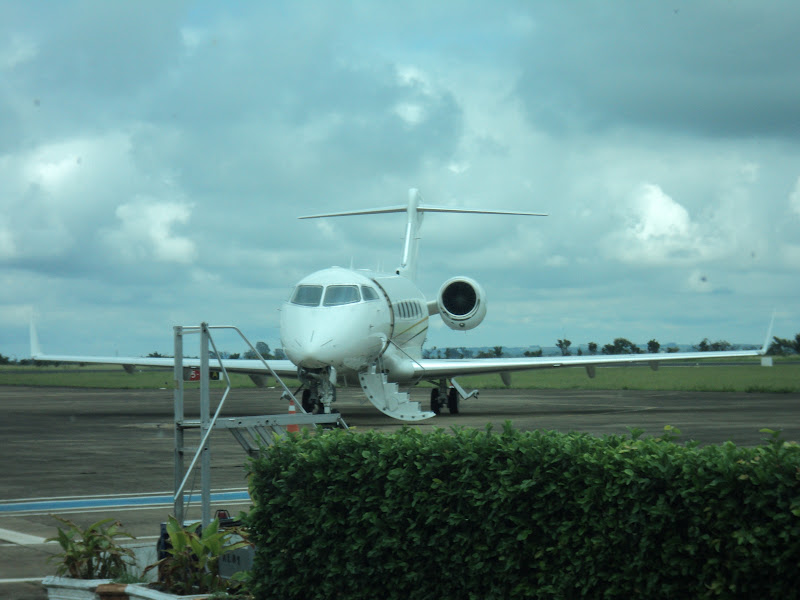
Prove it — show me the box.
[298,188,547,282]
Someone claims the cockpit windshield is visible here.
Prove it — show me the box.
[290,285,323,306]
[361,285,379,301]
[323,285,361,306]
[290,283,377,307]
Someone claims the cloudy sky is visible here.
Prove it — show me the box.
[2,1,799,360]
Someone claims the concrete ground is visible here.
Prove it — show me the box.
[2,385,798,599]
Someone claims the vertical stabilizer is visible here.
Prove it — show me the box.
[398,188,423,281]
[29,317,42,358]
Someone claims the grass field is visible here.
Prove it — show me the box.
[457,362,800,393]
[1,360,797,393]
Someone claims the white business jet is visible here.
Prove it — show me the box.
[31,189,767,421]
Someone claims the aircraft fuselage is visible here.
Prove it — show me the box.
[280,266,428,383]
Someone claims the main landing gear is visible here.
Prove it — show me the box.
[430,381,459,415]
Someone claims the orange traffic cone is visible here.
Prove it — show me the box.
[287,399,299,433]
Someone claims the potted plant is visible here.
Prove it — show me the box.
[42,516,136,600]
[130,515,250,599]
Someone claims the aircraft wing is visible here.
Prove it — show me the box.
[29,320,298,378]
[413,348,764,379]
[29,351,299,378]
[414,315,772,379]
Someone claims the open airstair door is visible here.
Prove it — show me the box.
[358,366,435,421]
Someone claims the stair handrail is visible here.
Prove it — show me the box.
[175,325,301,503]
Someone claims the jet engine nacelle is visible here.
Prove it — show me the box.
[436,276,487,331]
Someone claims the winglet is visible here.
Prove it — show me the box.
[760,311,776,355]
[29,316,42,358]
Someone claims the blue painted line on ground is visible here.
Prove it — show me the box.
[0,490,250,514]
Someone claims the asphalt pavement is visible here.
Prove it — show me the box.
[2,385,798,599]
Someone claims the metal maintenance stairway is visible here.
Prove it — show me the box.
[172,323,348,527]
[208,406,347,458]
[358,365,435,421]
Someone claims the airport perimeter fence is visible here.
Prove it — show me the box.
[247,425,800,600]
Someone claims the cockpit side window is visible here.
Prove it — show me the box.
[291,285,323,306]
[361,286,379,301]
[323,285,361,306]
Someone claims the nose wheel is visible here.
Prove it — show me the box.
[298,367,338,414]
[301,389,315,413]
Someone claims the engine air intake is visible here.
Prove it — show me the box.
[442,280,477,316]
[436,277,487,331]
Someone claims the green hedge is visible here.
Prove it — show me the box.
[247,426,800,599]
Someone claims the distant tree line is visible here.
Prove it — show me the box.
[144,343,288,360]
[214,342,286,360]
[423,347,478,359]
[422,333,799,360]
[768,334,800,356]
[0,353,57,366]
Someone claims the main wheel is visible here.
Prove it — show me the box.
[430,388,441,415]
[301,389,314,413]
[447,387,459,414]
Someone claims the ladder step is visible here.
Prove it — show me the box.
[217,413,349,455]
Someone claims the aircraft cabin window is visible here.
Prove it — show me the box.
[361,286,379,301]
[395,300,422,319]
[323,285,361,306]
[291,285,323,306]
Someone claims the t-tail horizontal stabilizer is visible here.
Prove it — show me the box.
[300,188,547,281]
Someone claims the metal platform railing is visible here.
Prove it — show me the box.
[172,323,347,527]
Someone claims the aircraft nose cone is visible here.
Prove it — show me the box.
[288,337,335,369]
[280,294,390,372]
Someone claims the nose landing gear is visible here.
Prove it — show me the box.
[298,367,338,414]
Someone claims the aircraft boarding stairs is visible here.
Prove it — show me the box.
[359,363,435,421]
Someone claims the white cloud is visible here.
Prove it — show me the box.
[630,183,691,241]
[0,34,38,70]
[103,198,196,264]
[782,244,800,267]
[447,161,470,174]
[2,3,798,358]
[396,65,432,92]
[790,176,800,217]
[605,183,725,265]
[740,162,760,184]
[21,133,134,198]
[0,224,16,259]
[180,27,204,55]
[0,304,32,329]
[0,132,171,263]
[545,255,568,268]
[394,102,425,125]
[26,153,80,189]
